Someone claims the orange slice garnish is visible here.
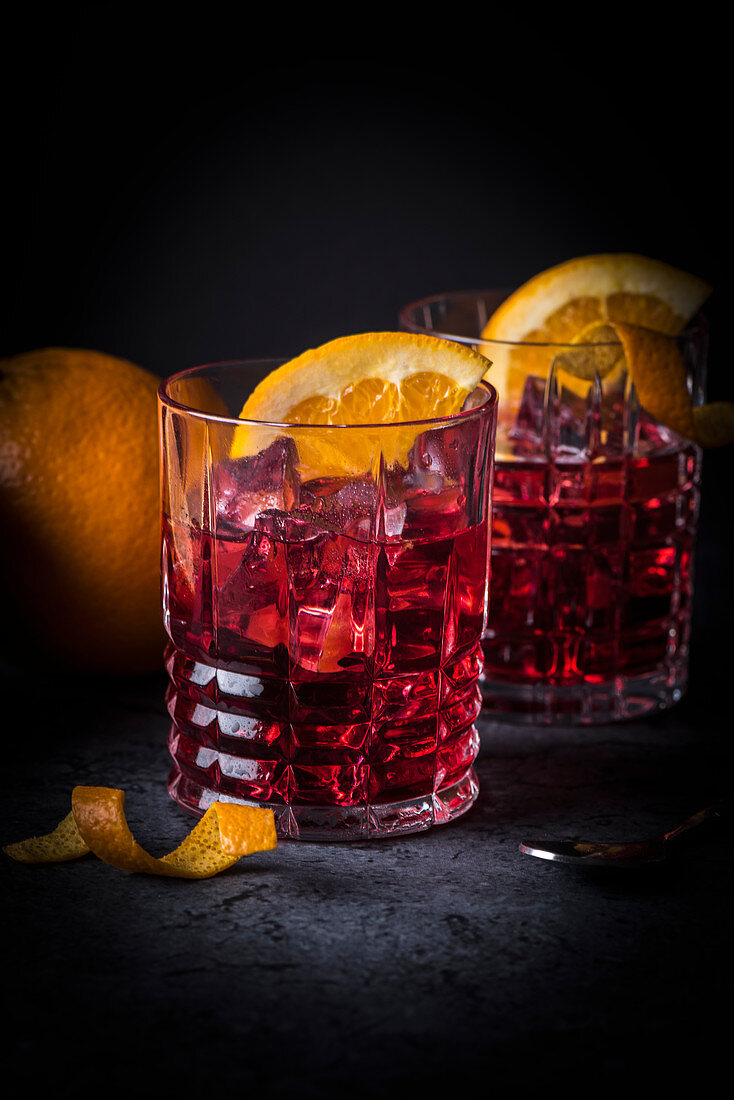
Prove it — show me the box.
[3,786,277,878]
[483,253,711,345]
[239,332,488,423]
[231,332,491,476]
[480,253,711,420]
[477,253,734,446]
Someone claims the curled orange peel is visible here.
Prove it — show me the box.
[3,786,277,878]
[558,320,734,447]
[612,322,734,447]
[610,321,698,441]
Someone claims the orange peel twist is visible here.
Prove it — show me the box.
[560,320,734,447]
[3,786,277,879]
[612,321,734,447]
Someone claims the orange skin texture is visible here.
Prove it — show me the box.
[3,786,278,878]
[612,322,697,440]
[0,347,165,674]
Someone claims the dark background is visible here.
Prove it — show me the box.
[3,14,728,388]
[3,11,732,1096]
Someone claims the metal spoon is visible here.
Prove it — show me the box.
[519,800,730,868]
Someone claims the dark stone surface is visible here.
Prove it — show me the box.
[3,648,732,1094]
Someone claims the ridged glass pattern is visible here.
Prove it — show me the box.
[159,362,497,838]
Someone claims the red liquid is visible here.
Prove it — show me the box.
[482,419,700,721]
[163,468,488,837]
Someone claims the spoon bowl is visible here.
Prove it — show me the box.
[519,800,730,868]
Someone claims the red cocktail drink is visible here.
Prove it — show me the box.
[400,289,706,724]
[159,358,497,838]
[484,392,699,721]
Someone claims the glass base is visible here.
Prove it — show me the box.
[480,668,688,726]
[168,763,479,841]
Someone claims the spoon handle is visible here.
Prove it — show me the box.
[664,799,733,846]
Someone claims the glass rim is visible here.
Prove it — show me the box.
[398,288,708,348]
[159,357,498,430]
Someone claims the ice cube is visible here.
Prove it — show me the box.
[298,473,391,540]
[510,373,590,457]
[510,375,546,446]
[214,437,300,534]
[398,426,467,538]
[254,507,324,549]
[403,419,472,493]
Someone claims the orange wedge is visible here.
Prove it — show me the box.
[3,786,277,878]
[477,253,734,445]
[480,253,711,418]
[231,332,491,476]
[483,253,711,344]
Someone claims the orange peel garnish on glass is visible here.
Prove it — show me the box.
[480,253,734,447]
[592,320,734,446]
[230,331,491,476]
[3,786,277,878]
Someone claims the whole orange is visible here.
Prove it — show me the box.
[0,347,165,674]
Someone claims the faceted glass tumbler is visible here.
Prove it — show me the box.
[158,361,498,839]
[400,291,706,725]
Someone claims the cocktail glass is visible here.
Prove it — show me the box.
[400,291,706,724]
[158,360,497,839]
